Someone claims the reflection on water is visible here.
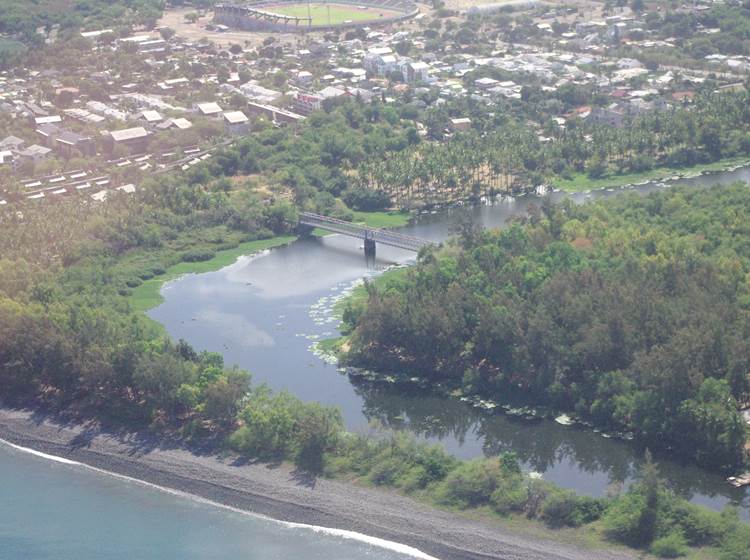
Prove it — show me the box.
[151,166,750,518]
[350,380,749,514]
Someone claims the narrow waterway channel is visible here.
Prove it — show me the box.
[151,166,750,519]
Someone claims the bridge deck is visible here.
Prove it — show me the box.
[299,212,433,252]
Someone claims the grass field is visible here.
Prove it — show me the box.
[265,3,397,24]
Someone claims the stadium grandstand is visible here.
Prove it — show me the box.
[214,0,418,32]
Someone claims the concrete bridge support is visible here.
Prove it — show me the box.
[364,237,376,256]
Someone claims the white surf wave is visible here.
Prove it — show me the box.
[0,438,81,465]
[0,438,440,560]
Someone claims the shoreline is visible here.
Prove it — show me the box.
[550,157,750,193]
[0,407,633,560]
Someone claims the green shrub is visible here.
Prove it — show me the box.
[125,277,143,288]
[668,501,725,546]
[650,532,688,558]
[718,509,750,560]
[541,491,607,528]
[437,459,502,507]
[490,476,527,514]
[181,249,216,262]
[602,492,648,546]
[369,456,403,486]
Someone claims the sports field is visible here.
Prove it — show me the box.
[265,3,399,24]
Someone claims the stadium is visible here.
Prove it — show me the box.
[214,0,418,32]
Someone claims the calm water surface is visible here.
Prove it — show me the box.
[151,168,750,518]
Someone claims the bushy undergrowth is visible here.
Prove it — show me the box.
[324,432,749,558]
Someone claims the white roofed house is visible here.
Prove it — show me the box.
[364,47,398,77]
[364,47,393,72]
[0,136,25,151]
[474,76,500,90]
[107,127,151,154]
[157,118,193,131]
[450,117,472,132]
[17,144,52,164]
[239,82,283,104]
[223,111,250,136]
[402,61,431,84]
[193,102,223,118]
[137,110,164,127]
[33,115,63,126]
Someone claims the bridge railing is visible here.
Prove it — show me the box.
[299,212,433,252]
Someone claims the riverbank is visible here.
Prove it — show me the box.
[127,211,411,315]
[551,156,750,192]
[127,236,296,314]
[0,408,634,560]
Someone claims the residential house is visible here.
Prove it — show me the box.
[138,110,164,127]
[0,136,24,151]
[55,130,96,157]
[240,82,283,104]
[194,102,223,118]
[223,111,250,136]
[585,106,624,128]
[17,144,52,164]
[402,61,431,84]
[35,123,62,147]
[450,117,472,132]
[107,127,151,154]
[364,47,398,76]
[157,118,193,131]
[0,149,14,168]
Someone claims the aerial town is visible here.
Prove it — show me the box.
[2,1,750,559]
[1,0,748,206]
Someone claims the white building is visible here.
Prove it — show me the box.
[194,102,223,117]
[223,111,250,136]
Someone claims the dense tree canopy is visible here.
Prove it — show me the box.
[343,183,750,470]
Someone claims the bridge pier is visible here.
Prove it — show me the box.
[296,223,315,237]
[364,237,376,256]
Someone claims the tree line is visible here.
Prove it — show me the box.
[342,183,750,472]
[354,91,750,209]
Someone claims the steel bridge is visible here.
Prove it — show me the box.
[298,212,434,254]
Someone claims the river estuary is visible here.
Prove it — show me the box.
[3,167,750,559]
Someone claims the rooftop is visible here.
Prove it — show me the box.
[223,111,249,124]
[110,127,150,142]
[196,102,223,115]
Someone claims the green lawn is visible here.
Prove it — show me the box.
[268,3,389,24]
[352,210,411,229]
[128,236,294,313]
[552,156,750,193]
[312,210,412,237]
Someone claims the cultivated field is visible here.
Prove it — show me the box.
[265,3,402,24]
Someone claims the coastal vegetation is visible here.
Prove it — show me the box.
[340,182,750,473]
